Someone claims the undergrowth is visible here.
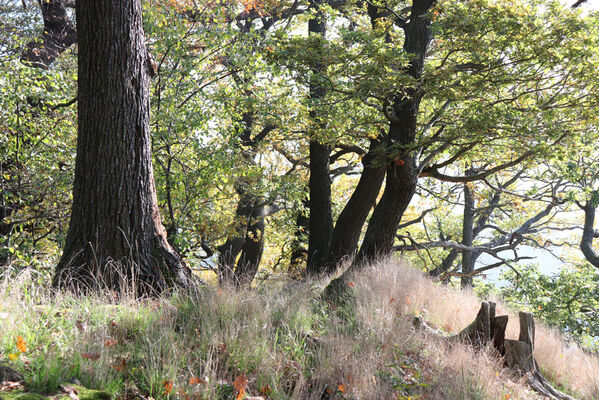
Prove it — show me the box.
[1,260,598,399]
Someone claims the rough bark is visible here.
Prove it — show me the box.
[306,0,334,276]
[325,138,386,269]
[21,0,77,68]
[53,0,191,295]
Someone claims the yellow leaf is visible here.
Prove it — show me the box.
[8,353,18,361]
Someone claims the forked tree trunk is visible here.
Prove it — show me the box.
[53,0,191,294]
[325,138,386,269]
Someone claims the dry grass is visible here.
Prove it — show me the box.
[1,260,598,399]
[348,258,599,399]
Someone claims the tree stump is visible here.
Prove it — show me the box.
[415,302,577,400]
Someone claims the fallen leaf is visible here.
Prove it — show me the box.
[8,353,18,361]
[347,282,355,288]
[337,383,346,393]
[104,338,118,347]
[16,336,27,353]
[189,376,204,385]
[163,380,173,394]
[233,375,248,400]
[81,352,100,361]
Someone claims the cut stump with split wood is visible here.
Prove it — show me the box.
[414,301,576,400]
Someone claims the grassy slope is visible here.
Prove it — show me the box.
[0,260,598,400]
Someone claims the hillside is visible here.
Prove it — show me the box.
[1,260,598,400]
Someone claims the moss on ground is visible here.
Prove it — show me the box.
[0,385,111,400]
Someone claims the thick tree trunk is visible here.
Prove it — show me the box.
[53,0,191,294]
[325,138,386,269]
[324,1,435,297]
[217,200,249,284]
[306,0,333,276]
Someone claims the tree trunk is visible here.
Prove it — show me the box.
[53,0,191,295]
[461,176,475,288]
[306,0,333,276]
[323,1,436,297]
[580,200,599,268]
[233,201,266,286]
[352,0,435,265]
[325,138,386,269]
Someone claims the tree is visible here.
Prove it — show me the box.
[53,0,192,294]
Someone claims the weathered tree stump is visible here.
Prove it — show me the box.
[414,302,577,400]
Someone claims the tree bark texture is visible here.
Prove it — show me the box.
[306,0,334,276]
[53,0,191,294]
[325,138,386,269]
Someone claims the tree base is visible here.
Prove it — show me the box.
[53,235,193,296]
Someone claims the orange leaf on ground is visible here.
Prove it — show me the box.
[189,376,204,385]
[104,338,118,347]
[163,380,173,394]
[81,352,100,361]
[233,375,248,400]
[16,336,27,353]
[337,383,346,393]
[347,282,355,288]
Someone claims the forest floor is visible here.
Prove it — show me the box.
[0,259,598,400]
